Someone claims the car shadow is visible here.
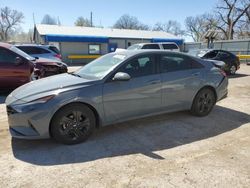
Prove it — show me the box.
[228,73,249,79]
[11,105,250,166]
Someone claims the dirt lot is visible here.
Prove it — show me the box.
[0,65,249,188]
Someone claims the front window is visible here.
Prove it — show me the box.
[127,44,141,50]
[74,53,127,79]
[89,44,101,54]
[119,55,156,78]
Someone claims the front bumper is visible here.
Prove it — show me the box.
[6,103,51,139]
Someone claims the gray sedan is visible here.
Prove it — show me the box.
[6,50,228,144]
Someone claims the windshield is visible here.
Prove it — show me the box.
[188,49,210,58]
[74,53,127,79]
[10,46,35,61]
[127,44,142,50]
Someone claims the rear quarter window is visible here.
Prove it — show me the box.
[141,44,160,49]
[162,44,178,50]
[49,46,60,54]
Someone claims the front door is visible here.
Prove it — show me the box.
[102,54,162,124]
[0,47,30,89]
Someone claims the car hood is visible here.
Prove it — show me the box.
[6,73,99,104]
[35,57,67,67]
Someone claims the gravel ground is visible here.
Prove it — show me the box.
[0,65,249,188]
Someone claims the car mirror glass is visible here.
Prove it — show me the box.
[113,72,131,81]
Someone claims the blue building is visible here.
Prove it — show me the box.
[34,24,184,64]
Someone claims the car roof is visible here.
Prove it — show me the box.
[113,49,188,58]
[0,42,12,49]
[15,44,54,48]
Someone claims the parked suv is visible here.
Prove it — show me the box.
[127,42,180,52]
[16,44,62,61]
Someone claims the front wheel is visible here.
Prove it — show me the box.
[191,88,216,117]
[50,103,96,145]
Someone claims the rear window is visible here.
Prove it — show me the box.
[162,44,178,50]
[141,44,160,49]
[49,46,60,54]
[17,46,50,55]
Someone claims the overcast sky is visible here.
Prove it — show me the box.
[1,0,218,42]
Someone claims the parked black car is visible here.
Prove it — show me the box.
[188,49,240,74]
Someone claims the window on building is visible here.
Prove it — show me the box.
[127,42,131,47]
[89,44,101,54]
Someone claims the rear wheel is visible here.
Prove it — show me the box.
[191,88,216,117]
[51,103,96,145]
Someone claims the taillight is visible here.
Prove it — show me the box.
[220,69,227,77]
[54,54,62,59]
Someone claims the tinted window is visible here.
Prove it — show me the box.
[17,46,50,55]
[49,46,60,54]
[0,48,17,64]
[141,44,160,49]
[162,44,178,50]
[203,50,218,59]
[218,51,230,58]
[120,55,156,78]
[160,54,192,73]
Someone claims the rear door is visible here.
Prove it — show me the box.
[102,54,162,123]
[159,53,204,111]
[0,47,30,89]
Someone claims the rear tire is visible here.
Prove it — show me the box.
[51,103,96,145]
[191,88,216,117]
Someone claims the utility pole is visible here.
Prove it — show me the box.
[90,12,93,27]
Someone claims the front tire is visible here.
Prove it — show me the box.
[51,103,96,145]
[191,88,216,117]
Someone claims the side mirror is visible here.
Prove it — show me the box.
[15,57,23,66]
[113,72,131,81]
[35,57,39,60]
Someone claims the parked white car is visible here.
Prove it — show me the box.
[127,42,180,52]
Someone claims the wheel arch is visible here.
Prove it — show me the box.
[49,101,101,138]
[193,85,218,103]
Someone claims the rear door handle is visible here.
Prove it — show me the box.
[147,79,161,85]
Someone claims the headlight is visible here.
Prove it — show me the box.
[29,95,55,104]
[11,95,55,113]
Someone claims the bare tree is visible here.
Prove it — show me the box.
[0,6,24,41]
[185,14,216,42]
[41,14,57,25]
[75,17,92,27]
[113,14,149,30]
[153,20,185,36]
[215,0,250,39]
